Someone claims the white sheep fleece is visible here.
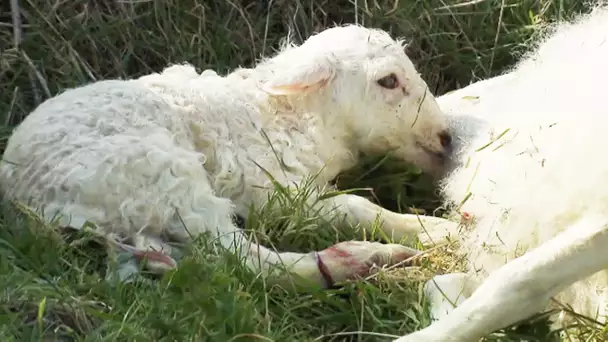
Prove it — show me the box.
[0,25,457,287]
[395,3,608,341]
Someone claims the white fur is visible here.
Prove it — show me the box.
[395,3,608,341]
[0,25,457,287]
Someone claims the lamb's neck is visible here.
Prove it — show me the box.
[301,112,360,182]
[261,109,360,184]
[245,85,361,182]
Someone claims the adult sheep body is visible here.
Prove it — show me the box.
[0,25,457,287]
[396,3,608,341]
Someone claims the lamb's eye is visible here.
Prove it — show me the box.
[377,73,399,89]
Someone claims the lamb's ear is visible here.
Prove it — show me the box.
[260,55,336,96]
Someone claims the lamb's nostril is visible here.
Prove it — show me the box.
[438,130,453,151]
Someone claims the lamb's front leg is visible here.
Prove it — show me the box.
[324,194,459,245]
[241,237,422,288]
[394,215,608,342]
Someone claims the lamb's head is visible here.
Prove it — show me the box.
[257,24,452,175]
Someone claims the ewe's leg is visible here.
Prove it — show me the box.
[394,215,608,342]
[323,194,460,244]
[424,273,480,321]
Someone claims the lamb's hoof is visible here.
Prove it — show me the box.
[133,250,178,274]
[318,241,420,284]
[111,239,178,275]
[105,249,178,284]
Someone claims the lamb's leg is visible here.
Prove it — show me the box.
[46,212,180,277]
[393,215,608,342]
[165,211,421,288]
[87,195,420,286]
[323,194,460,245]
[242,237,421,288]
[112,210,421,286]
[125,174,421,288]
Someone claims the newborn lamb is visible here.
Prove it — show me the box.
[0,25,457,288]
[395,3,608,341]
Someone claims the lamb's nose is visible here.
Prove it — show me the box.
[438,130,453,154]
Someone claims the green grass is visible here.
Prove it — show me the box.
[1,0,606,341]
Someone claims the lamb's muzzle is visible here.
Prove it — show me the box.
[417,129,453,161]
[438,130,453,153]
